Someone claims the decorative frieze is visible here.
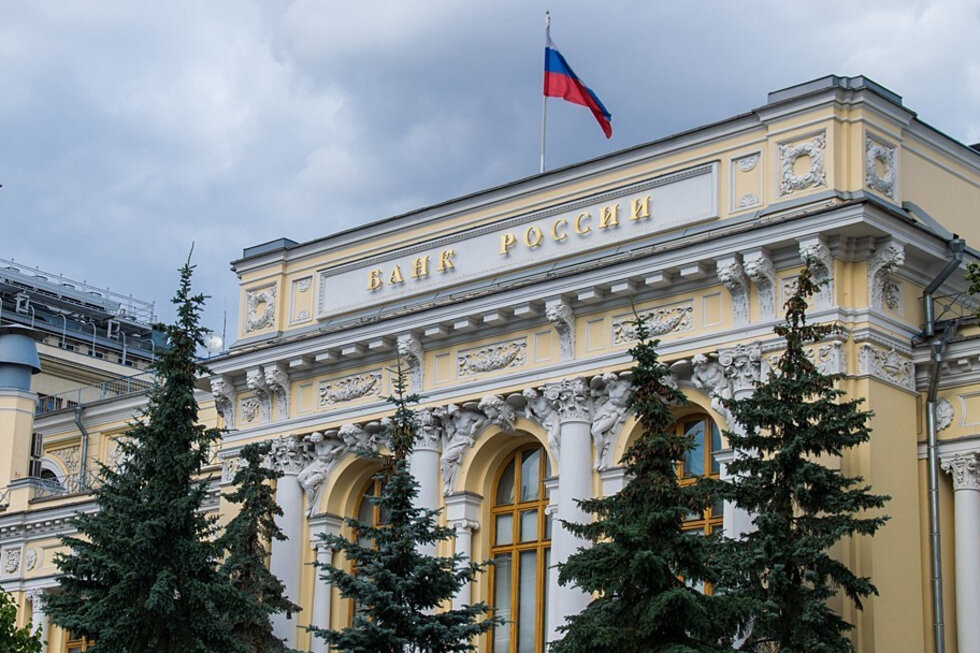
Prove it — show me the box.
[209,376,236,427]
[868,240,905,312]
[319,370,383,407]
[814,339,847,376]
[245,284,277,333]
[857,342,914,391]
[457,338,527,377]
[865,136,897,199]
[717,256,750,326]
[611,303,693,345]
[590,373,632,471]
[546,299,575,362]
[940,452,980,491]
[779,132,827,196]
[743,250,777,321]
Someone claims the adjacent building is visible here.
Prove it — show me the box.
[3,75,980,652]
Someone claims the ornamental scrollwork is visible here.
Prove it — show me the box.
[857,343,914,391]
[612,304,693,345]
[245,285,277,332]
[936,398,954,432]
[868,241,905,312]
[718,342,762,397]
[940,452,980,491]
[319,371,383,407]
[779,133,827,195]
[2,548,22,575]
[457,339,527,377]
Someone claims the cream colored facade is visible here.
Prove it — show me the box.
[4,75,980,652]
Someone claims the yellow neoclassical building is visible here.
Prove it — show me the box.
[3,75,980,652]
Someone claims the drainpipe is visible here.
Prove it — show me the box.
[74,405,89,491]
[923,236,965,653]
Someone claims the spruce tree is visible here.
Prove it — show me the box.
[550,318,749,653]
[719,262,889,652]
[219,442,300,653]
[45,258,239,653]
[0,589,42,653]
[311,367,499,652]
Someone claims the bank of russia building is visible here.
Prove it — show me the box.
[6,75,980,652]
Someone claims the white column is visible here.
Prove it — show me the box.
[27,590,47,651]
[412,409,444,557]
[445,491,482,610]
[940,452,980,653]
[546,378,594,644]
[267,435,313,649]
[308,513,343,653]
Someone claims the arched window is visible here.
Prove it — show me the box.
[489,445,551,653]
[675,414,723,535]
[355,476,387,547]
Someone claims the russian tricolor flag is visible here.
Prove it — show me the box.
[543,30,612,139]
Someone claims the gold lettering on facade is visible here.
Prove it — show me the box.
[367,269,383,291]
[631,195,651,221]
[551,218,568,242]
[599,204,620,229]
[500,233,517,255]
[389,265,404,285]
[438,249,456,271]
[411,256,430,279]
[524,226,544,248]
[574,212,592,235]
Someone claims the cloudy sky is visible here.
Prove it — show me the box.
[2,0,978,337]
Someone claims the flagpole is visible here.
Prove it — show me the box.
[540,11,550,174]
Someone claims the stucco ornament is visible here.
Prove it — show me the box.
[319,371,383,406]
[936,398,954,432]
[545,300,575,361]
[743,251,777,321]
[209,376,236,427]
[245,368,272,423]
[439,404,489,496]
[940,452,980,491]
[263,364,290,421]
[523,387,561,461]
[458,339,527,377]
[681,353,733,417]
[220,456,243,484]
[717,257,750,326]
[798,237,833,307]
[865,136,897,199]
[868,240,905,311]
[718,342,762,396]
[245,285,277,332]
[339,423,382,455]
[590,373,632,471]
[264,434,313,476]
[2,548,22,575]
[612,304,692,345]
[779,133,826,195]
[857,343,914,391]
[546,377,593,423]
[415,407,444,451]
[815,340,847,376]
[397,333,424,391]
[478,394,517,433]
[25,547,38,571]
[297,431,347,517]
[240,397,260,424]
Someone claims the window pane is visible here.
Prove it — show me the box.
[517,550,538,653]
[495,513,514,546]
[520,509,538,542]
[493,554,512,652]
[684,420,706,477]
[497,459,515,505]
[710,423,722,474]
[520,449,541,501]
[545,511,552,540]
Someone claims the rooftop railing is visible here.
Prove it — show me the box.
[35,371,155,416]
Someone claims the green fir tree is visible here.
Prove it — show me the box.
[550,318,749,653]
[719,261,889,652]
[45,257,239,653]
[0,589,42,653]
[311,366,499,653]
[219,442,300,653]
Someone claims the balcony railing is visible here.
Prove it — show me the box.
[35,371,155,416]
[29,471,103,501]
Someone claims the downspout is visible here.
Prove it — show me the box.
[74,405,89,491]
[923,236,965,653]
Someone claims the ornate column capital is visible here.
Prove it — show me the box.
[265,434,314,476]
[415,407,444,452]
[544,377,592,423]
[941,452,980,492]
[718,342,762,397]
[449,518,480,535]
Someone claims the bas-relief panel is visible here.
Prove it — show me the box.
[243,283,278,334]
[776,130,828,198]
[289,276,314,325]
[426,331,555,388]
